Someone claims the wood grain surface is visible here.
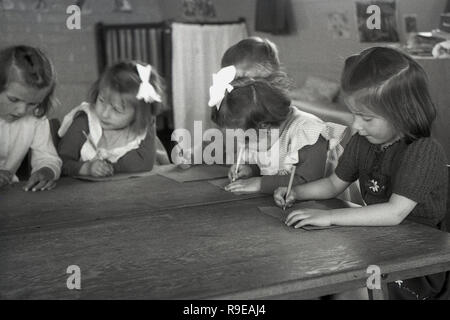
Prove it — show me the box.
[0,166,265,235]
[2,196,450,299]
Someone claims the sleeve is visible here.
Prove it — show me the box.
[393,139,447,203]
[30,118,62,179]
[112,124,156,173]
[334,133,360,183]
[260,135,328,194]
[249,164,261,176]
[57,113,89,177]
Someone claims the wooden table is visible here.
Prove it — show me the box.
[0,165,260,235]
[1,167,450,299]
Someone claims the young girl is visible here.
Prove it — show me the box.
[173,37,282,168]
[58,61,165,177]
[274,47,449,299]
[205,37,345,194]
[0,45,62,191]
[210,68,347,195]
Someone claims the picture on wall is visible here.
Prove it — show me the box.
[404,14,418,33]
[355,0,399,42]
[0,0,15,10]
[114,0,132,12]
[182,0,217,19]
[327,12,351,39]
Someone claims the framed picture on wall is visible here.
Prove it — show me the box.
[327,11,351,39]
[404,14,418,34]
[114,0,132,13]
[0,0,15,10]
[355,0,400,42]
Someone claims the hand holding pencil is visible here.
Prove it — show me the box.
[273,166,297,209]
[228,146,253,182]
[232,146,244,182]
[283,166,296,211]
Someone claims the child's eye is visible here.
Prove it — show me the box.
[7,96,19,103]
[98,96,105,103]
[113,106,124,113]
[362,117,373,122]
[27,103,39,109]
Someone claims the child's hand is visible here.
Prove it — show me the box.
[273,187,296,208]
[0,170,13,188]
[88,160,114,177]
[24,167,56,192]
[225,177,261,194]
[285,209,332,228]
[228,164,253,182]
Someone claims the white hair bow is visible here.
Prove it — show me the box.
[136,64,162,103]
[208,65,237,110]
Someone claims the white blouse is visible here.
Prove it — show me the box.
[0,115,62,181]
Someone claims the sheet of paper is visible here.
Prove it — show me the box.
[158,165,229,183]
[258,200,346,230]
[74,171,155,182]
[73,164,176,182]
[208,178,230,190]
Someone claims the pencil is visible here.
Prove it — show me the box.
[233,146,244,182]
[283,166,296,211]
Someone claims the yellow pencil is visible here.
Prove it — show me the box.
[283,166,296,211]
[233,146,244,182]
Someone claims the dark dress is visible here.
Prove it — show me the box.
[335,134,449,299]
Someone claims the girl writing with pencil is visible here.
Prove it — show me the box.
[274,47,449,299]
[207,37,347,194]
[209,67,346,194]
[57,61,165,177]
[174,37,282,169]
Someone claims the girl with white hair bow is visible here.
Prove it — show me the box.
[58,61,166,178]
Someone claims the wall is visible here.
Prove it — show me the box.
[1,0,447,119]
[0,0,163,119]
[161,0,447,86]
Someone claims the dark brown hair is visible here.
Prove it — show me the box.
[211,73,291,130]
[0,45,57,117]
[221,37,281,78]
[88,61,166,135]
[341,46,436,141]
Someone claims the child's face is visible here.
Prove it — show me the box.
[346,97,399,145]
[94,90,135,130]
[0,82,49,122]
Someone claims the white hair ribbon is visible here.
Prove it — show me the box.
[136,64,162,103]
[208,65,237,110]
